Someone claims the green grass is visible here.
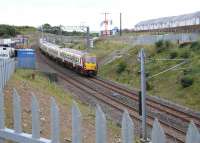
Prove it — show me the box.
[95,39,200,111]
[12,69,105,113]
[71,41,86,50]
[16,26,37,35]
[7,69,121,134]
[11,69,73,107]
[29,32,200,112]
[90,39,133,62]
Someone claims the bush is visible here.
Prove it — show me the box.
[155,40,164,48]
[190,42,200,51]
[0,24,17,37]
[180,51,190,58]
[116,61,127,74]
[169,51,178,59]
[180,76,193,88]
[146,81,153,91]
[178,42,190,48]
[165,41,171,48]
[183,69,192,75]
[155,40,172,53]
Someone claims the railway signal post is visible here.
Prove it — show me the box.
[139,49,149,143]
[120,13,122,36]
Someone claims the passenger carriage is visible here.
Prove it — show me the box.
[39,39,97,76]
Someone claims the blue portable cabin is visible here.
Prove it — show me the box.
[17,49,36,69]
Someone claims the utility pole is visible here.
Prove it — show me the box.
[140,48,148,142]
[86,26,90,50]
[41,25,44,40]
[59,25,62,43]
[120,13,122,36]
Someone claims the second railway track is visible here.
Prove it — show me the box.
[90,77,200,128]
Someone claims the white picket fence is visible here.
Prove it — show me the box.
[0,59,200,143]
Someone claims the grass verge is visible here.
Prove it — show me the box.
[4,69,122,142]
[95,38,200,111]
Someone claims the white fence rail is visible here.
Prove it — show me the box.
[0,59,200,143]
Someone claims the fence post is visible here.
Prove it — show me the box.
[2,60,5,89]
[51,97,60,143]
[96,105,107,143]
[5,60,8,85]
[5,60,8,83]
[31,94,40,139]
[12,59,15,75]
[122,110,134,143]
[8,60,11,81]
[186,121,200,143]
[151,118,166,143]
[0,61,3,90]
[13,88,22,133]
[0,90,5,143]
[72,101,82,143]
[3,60,6,88]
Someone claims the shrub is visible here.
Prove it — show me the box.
[155,40,172,53]
[183,69,192,75]
[180,51,190,58]
[155,40,164,48]
[180,76,193,88]
[146,81,153,91]
[169,51,178,59]
[69,44,73,48]
[178,42,190,48]
[0,24,17,37]
[165,41,171,48]
[116,61,127,74]
[190,42,200,51]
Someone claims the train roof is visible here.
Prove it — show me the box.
[41,41,61,49]
[61,48,87,56]
[41,40,61,49]
[40,39,88,56]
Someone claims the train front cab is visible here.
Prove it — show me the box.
[83,55,97,76]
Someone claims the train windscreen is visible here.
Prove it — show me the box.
[85,56,96,64]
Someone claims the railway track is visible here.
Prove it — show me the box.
[36,49,200,143]
[90,77,200,128]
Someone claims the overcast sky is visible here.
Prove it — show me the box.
[0,0,199,31]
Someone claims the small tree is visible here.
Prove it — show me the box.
[0,24,17,37]
[155,40,164,53]
[116,61,127,74]
[190,41,200,51]
[180,51,190,58]
[180,76,193,88]
[155,40,172,53]
[169,51,178,59]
